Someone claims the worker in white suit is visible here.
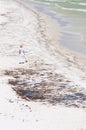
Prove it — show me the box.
[19,44,26,64]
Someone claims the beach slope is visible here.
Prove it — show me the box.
[0,0,86,130]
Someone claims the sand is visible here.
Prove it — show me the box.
[0,0,86,130]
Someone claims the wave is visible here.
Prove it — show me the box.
[60,6,86,12]
[35,0,86,12]
[78,3,86,6]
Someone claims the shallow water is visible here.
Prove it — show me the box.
[21,0,86,55]
[60,32,86,54]
[34,0,86,37]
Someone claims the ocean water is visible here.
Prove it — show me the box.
[34,0,86,40]
[22,0,86,55]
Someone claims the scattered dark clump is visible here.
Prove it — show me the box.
[4,68,86,108]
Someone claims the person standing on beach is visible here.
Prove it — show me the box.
[19,44,26,64]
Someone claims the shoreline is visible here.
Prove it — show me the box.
[21,0,86,56]
[16,0,86,70]
[0,0,85,86]
[0,0,86,130]
[0,0,85,89]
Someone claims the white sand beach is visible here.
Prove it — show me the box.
[0,0,86,130]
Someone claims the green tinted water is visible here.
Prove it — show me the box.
[22,0,86,54]
[34,0,86,42]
